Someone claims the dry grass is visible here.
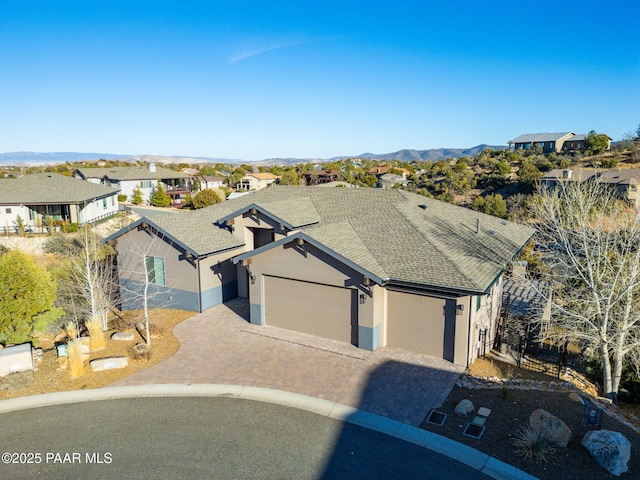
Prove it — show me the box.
[65,321,78,340]
[85,317,105,350]
[67,338,84,378]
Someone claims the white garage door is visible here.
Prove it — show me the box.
[264,276,356,344]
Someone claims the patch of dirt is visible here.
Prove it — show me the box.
[0,309,194,400]
[420,357,640,480]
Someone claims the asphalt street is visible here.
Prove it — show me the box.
[0,397,490,480]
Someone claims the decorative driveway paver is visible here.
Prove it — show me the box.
[112,299,464,426]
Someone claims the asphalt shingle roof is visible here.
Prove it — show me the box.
[76,166,187,181]
[508,132,573,144]
[112,186,534,293]
[0,173,120,204]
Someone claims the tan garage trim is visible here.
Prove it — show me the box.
[264,275,357,345]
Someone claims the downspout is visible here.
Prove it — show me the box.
[467,295,473,367]
[196,257,202,313]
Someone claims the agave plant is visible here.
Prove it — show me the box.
[513,425,557,463]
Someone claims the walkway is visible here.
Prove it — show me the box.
[113,299,464,426]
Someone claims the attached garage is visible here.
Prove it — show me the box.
[264,275,358,345]
[386,290,447,358]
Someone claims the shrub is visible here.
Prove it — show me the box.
[513,425,556,463]
[129,342,150,361]
[117,194,128,202]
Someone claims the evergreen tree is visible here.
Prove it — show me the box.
[192,189,221,209]
[0,250,61,344]
[150,183,171,207]
[131,187,143,205]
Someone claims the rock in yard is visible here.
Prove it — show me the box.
[529,409,572,448]
[581,430,630,476]
[569,392,584,404]
[111,331,135,341]
[455,399,475,417]
[90,356,128,372]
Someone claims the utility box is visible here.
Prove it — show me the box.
[0,343,34,377]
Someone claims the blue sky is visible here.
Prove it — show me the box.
[1,1,639,161]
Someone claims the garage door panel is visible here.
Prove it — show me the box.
[387,290,445,356]
[264,276,355,344]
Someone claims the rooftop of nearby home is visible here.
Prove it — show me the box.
[0,173,120,205]
[109,186,534,295]
[508,132,574,144]
[76,166,188,181]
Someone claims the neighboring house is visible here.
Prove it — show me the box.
[542,168,640,207]
[378,173,410,189]
[562,133,612,152]
[0,173,120,232]
[508,132,575,153]
[197,175,226,190]
[236,173,281,191]
[368,166,411,178]
[303,170,342,186]
[75,163,190,205]
[107,186,533,367]
[540,168,598,188]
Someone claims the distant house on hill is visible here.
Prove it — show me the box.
[368,166,411,178]
[197,175,226,190]
[508,132,611,154]
[235,173,280,191]
[303,169,342,186]
[508,132,575,153]
[0,173,119,232]
[75,163,190,205]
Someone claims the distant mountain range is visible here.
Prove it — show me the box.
[0,145,505,166]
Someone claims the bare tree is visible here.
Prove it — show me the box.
[48,228,117,333]
[115,223,175,348]
[530,179,640,400]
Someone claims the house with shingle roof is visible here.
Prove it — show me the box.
[0,173,120,233]
[508,132,575,153]
[106,186,534,366]
[75,163,190,205]
[542,167,640,207]
[236,172,281,191]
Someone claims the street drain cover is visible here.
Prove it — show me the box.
[426,410,447,426]
[463,423,485,439]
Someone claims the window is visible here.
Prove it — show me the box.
[145,257,166,286]
[476,295,482,312]
[5,208,11,214]
[103,198,107,209]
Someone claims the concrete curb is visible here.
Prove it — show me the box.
[0,384,538,480]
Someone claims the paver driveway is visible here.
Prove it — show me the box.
[113,299,464,426]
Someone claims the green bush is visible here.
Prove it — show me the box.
[117,194,128,202]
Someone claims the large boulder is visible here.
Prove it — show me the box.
[529,409,572,448]
[90,356,128,372]
[454,399,474,417]
[582,430,630,476]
